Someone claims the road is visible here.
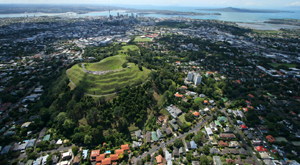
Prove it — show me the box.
[222,109,261,165]
[135,105,261,165]
[134,114,214,165]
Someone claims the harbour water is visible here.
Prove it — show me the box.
[0,6,299,30]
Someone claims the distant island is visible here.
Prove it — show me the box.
[126,9,221,16]
[0,4,125,14]
[264,19,300,26]
[197,7,294,13]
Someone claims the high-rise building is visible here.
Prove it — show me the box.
[117,13,120,17]
[187,72,194,81]
[187,71,202,86]
[193,73,202,86]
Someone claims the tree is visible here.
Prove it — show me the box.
[185,112,194,122]
[71,146,79,156]
[194,132,205,146]
[158,147,163,155]
[202,145,210,155]
[67,100,76,110]
[174,139,183,148]
[168,85,176,92]
[114,107,122,119]
[200,155,210,165]
[216,99,224,107]
[63,119,76,133]
[122,62,128,68]
[138,65,143,71]
[118,153,124,160]
[84,134,92,145]
[86,107,99,126]
[194,97,204,104]
[147,154,151,162]
[56,112,67,125]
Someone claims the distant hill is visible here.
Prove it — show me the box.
[198,7,294,13]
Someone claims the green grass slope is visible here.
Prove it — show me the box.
[67,62,151,95]
[85,55,126,71]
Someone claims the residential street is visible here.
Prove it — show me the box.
[223,109,261,165]
[0,82,39,123]
[134,113,214,165]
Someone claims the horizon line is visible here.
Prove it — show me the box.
[0,3,299,9]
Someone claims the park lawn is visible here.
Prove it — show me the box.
[85,55,126,71]
[270,63,297,68]
[128,124,139,132]
[134,36,151,42]
[275,137,288,142]
[178,113,192,125]
[67,62,151,95]
[122,45,139,51]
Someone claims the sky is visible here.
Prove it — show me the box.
[1,0,300,8]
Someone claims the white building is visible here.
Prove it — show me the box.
[193,73,202,86]
[187,72,202,86]
[187,72,194,81]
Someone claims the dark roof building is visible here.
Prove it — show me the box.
[230,149,239,155]
[146,131,151,143]
[186,141,191,149]
[239,148,248,155]
[1,145,11,154]
[219,133,236,139]
[173,147,179,157]
[222,148,230,155]
[11,143,19,152]
[210,147,221,155]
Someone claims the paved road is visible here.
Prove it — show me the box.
[134,114,214,165]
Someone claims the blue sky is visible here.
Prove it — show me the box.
[1,0,300,8]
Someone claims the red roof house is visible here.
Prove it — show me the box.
[96,154,105,162]
[266,135,276,143]
[193,112,200,117]
[255,146,267,152]
[240,125,248,130]
[121,144,129,151]
[115,149,124,155]
[90,150,100,161]
[102,158,111,165]
[110,154,119,161]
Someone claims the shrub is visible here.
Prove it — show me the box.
[72,146,79,156]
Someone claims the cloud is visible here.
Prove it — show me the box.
[286,1,300,6]
[211,1,227,5]
[244,2,262,6]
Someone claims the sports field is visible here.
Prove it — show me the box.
[291,141,300,146]
[270,63,297,68]
[84,55,126,71]
[67,61,150,95]
[134,36,152,42]
[275,137,288,142]
[121,45,139,51]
